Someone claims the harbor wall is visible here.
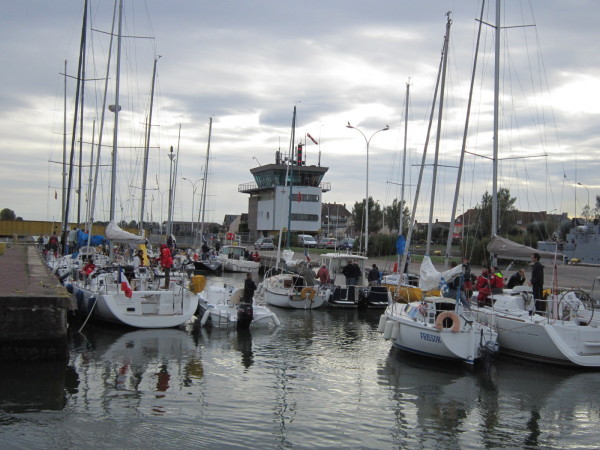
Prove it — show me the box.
[0,244,71,361]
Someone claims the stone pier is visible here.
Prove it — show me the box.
[0,243,72,361]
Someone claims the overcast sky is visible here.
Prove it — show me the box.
[1,1,599,229]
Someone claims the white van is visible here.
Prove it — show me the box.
[297,234,317,248]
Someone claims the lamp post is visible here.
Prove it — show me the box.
[578,182,590,221]
[182,177,202,235]
[324,203,330,237]
[346,122,389,255]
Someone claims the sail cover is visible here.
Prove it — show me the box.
[418,255,463,291]
[105,221,145,244]
[487,235,562,261]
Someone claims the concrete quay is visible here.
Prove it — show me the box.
[259,249,600,292]
[0,243,72,361]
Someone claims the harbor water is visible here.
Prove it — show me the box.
[1,273,599,449]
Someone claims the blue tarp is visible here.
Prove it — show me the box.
[77,231,106,247]
[396,235,406,255]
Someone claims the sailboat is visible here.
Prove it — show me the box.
[66,0,199,329]
[378,13,498,365]
[255,107,330,309]
[466,0,600,367]
[190,117,223,276]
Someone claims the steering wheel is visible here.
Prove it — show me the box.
[558,289,594,325]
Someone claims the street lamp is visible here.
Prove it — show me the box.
[578,182,590,221]
[346,122,389,255]
[182,177,202,235]
[324,203,330,237]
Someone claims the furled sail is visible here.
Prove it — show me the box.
[487,235,562,261]
[106,220,145,244]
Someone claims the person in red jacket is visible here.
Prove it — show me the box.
[476,267,492,306]
[490,266,504,294]
[158,244,173,289]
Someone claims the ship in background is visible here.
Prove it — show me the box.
[538,218,600,265]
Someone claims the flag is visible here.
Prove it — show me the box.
[304,248,311,263]
[297,192,302,202]
[54,190,58,200]
[439,277,449,295]
[307,133,318,145]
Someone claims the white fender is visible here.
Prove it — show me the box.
[200,309,211,326]
[391,322,400,340]
[271,314,281,327]
[383,320,394,340]
[377,314,387,333]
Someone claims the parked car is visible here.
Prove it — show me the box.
[339,238,356,250]
[316,237,338,249]
[297,234,318,248]
[254,237,275,251]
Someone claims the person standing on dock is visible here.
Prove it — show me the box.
[158,244,173,289]
[368,264,380,286]
[243,272,257,304]
[529,253,545,313]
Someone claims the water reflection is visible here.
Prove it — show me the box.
[380,348,480,448]
[483,358,600,448]
[381,347,600,448]
[2,295,600,448]
[0,358,73,414]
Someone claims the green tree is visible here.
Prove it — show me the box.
[475,188,517,237]
[384,199,410,234]
[0,208,16,220]
[351,197,382,235]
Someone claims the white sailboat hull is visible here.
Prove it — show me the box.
[197,283,280,328]
[69,272,198,329]
[472,292,600,367]
[381,299,498,365]
[257,275,328,309]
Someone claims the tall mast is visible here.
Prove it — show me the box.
[286,106,296,248]
[425,12,452,256]
[61,60,67,229]
[398,18,446,280]
[198,118,212,242]
[62,0,87,253]
[397,79,409,270]
[108,0,123,260]
[491,0,500,239]
[109,0,123,225]
[77,14,87,227]
[139,57,159,234]
[443,0,486,269]
[87,0,117,246]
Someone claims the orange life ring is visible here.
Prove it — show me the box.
[435,311,460,333]
[300,287,316,301]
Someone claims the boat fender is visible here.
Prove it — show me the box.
[75,290,84,302]
[383,320,394,340]
[377,314,387,333]
[300,287,316,300]
[391,322,400,340]
[200,309,211,326]
[66,283,74,294]
[271,314,281,327]
[435,311,460,332]
[189,275,206,294]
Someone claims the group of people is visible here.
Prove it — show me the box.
[342,260,363,286]
[314,260,381,287]
[472,253,544,310]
